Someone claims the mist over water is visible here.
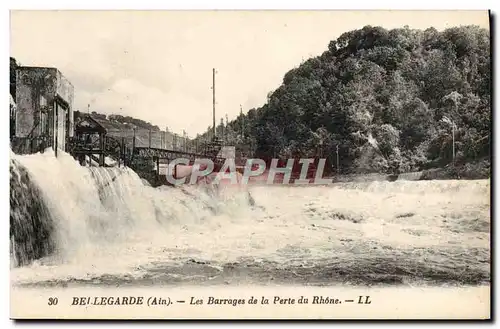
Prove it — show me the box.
[10,151,490,287]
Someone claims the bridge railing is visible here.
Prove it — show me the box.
[105,128,208,154]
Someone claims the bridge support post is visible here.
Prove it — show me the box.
[99,132,105,166]
[156,156,160,176]
[121,137,125,167]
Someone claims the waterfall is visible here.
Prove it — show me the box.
[9,149,253,268]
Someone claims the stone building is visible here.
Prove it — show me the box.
[12,66,74,155]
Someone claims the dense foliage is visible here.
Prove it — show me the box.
[200,25,491,174]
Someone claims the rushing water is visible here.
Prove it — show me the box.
[10,150,490,287]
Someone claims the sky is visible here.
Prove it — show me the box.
[10,10,489,136]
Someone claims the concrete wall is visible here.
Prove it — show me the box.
[56,70,74,137]
[15,67,57,138]
[15,66,74,152]
[56,102,66,151]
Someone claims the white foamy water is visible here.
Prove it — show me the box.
[10,150,490,286]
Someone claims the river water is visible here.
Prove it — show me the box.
[10,150,490,288]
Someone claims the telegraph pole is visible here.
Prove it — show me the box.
[183,130,187,152]
[336,144,340,175]
[441,116,456,166]
[165,126,169,149]
[132,128,136,153]
[212,68,216,141]
[452,119,455,166]
[240,104,244,139]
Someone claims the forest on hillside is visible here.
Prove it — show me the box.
[199,25,491,175]
[73,111,161,132]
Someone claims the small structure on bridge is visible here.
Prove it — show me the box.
[71,114,107,166]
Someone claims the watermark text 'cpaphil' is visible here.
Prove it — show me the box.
[164,158,334,186]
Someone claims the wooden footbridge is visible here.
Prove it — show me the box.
[69,137,226,187]
[70,135,225,167]
[65,114,231,186]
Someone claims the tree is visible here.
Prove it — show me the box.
[199,25,490,173]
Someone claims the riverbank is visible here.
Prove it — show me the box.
[331,159,491,183]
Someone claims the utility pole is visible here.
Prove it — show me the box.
[452,119,455,165]
[441,116,456,166]
[220,118,224,145]
[165,126,169,149]
[441,92,461,167]
[240,105,244,139]
[336,144,340,175]
[212,68,216,141]
[183,130,187,152]
[132,128,136,153]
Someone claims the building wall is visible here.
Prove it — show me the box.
[15,67,57,138]
[15,66,74,153]
[56,70,74,138]
[56,102,66,151]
